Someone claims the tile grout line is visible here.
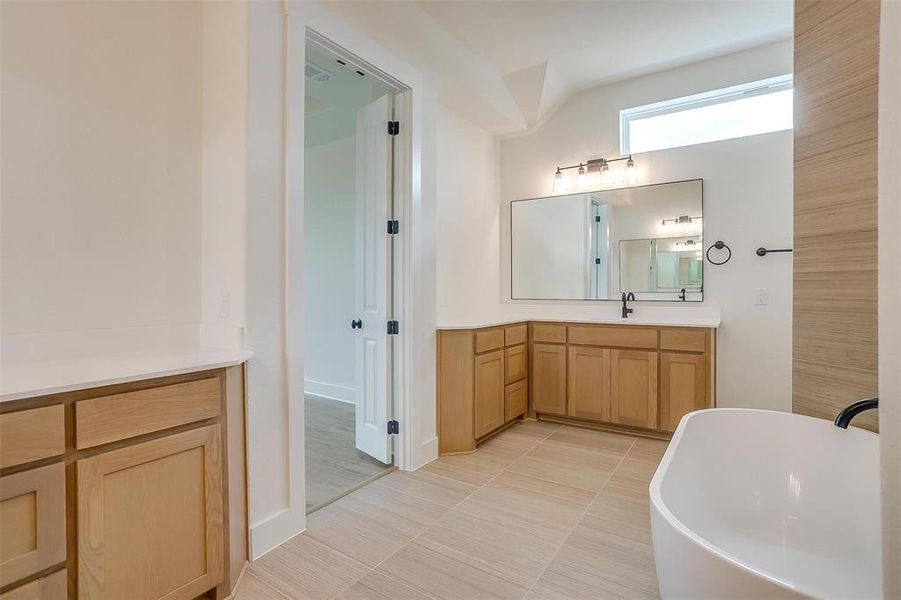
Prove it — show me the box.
[520,435,640,599]
[322,422,563,599]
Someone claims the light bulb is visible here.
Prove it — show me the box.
[626,156,638,184]
[553,168,566,193]
[600,161,612,186]
[577,164,587,190]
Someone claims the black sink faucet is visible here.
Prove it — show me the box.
[621,292,635,319]
[834,397,879,429]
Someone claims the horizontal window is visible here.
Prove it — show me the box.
[620,74,793,155]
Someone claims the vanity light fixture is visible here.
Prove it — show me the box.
[551,155,639,192]
[661,215,702,227]
[553,168,566,193]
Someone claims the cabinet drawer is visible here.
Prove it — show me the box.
[504,344,528,384]
[660,328,708,353]
[75,377,221,449]
[568,325,658,349]
[531,323,566,344]
[505,380,527,422]
[504,324,527,347]
[0,406,65,469]
[0,464,66,588]
[0,569,67,600]
[474,328,504,354]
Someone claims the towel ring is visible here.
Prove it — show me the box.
[706,241,732,266]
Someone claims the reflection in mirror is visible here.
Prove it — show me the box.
[511,179,703,302]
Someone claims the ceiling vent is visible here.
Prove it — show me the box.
[305,62,334,83]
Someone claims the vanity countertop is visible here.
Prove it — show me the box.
[1,348,253,403]
[437,313,721,330]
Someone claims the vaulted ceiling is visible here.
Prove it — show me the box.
[317,0,792,135]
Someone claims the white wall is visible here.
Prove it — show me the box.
[500,40,794,411]
[879,0,901,594]
[436,106,503,325]
[304,137,357,402]
[1,0,203,335]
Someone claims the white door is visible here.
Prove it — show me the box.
[354,94,393,464]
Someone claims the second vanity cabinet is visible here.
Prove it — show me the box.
[438,320,715,452]
[438,324,529,454]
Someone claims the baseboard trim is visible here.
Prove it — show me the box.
[304,379,355,404]
[249,507,306,560]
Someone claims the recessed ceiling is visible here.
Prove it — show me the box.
[417,0,792,124]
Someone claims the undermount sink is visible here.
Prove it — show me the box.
[650,408,882,599]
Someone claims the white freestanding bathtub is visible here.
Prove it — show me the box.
[650,409,882,599]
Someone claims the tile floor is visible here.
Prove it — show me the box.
[237,420,668,600]
[305,394,393,511]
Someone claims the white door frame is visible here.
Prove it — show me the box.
[288,2,437,475]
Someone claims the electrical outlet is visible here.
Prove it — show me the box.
[754,289,770,306]
[219,290,230,318]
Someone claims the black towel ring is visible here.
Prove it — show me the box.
[706,241,732,265]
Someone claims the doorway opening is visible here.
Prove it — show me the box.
[303,34,407,513]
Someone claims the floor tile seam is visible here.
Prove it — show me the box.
[240,567,292,600]
[520,436,639,598]
[362,426,559,578]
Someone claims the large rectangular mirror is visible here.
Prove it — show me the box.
[511,179,703,301]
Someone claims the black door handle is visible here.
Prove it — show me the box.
[351,319,362,329]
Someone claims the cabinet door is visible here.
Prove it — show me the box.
[474,350,505,438]
[77,425,223,600]
[504,344,528,384]
[567,346,611,422]
[532,344,567,415]
[0,463,66,588]
[610,350,658,429]
[660,352,709,432]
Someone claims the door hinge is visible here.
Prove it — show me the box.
[387,220,399,235]
[387,320,399,335]
[388,121,400,136]
[595,216,601,222]
[387,419,399,435]
[595,258,601,265]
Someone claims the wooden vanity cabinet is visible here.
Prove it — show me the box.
[0,367,247,600]
[439,321,715,451]
[437,324,529,454]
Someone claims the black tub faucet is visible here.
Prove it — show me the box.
[621,292,635,319]
[834,397,879,429]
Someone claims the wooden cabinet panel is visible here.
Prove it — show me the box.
[568,325,658,349]
[532,344,567,415]
[531,324,566,344]
[567,346,611,422]
[437,330,476,454]
[0,464,66,587]
[76,377,221,449]
[504,344,528,384]
[474,351,505,438]
[0,569,67,600]
[504,324,527,347]
[77,425,224,600]
[474,329,504,354]
[659,328,707,353]
[0,406,65,469]
[660,352,709,432]
[610,350,658,429]
[504,380,527,423]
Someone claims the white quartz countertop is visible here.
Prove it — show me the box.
[1,349,253,403]
[437,314,721,330]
